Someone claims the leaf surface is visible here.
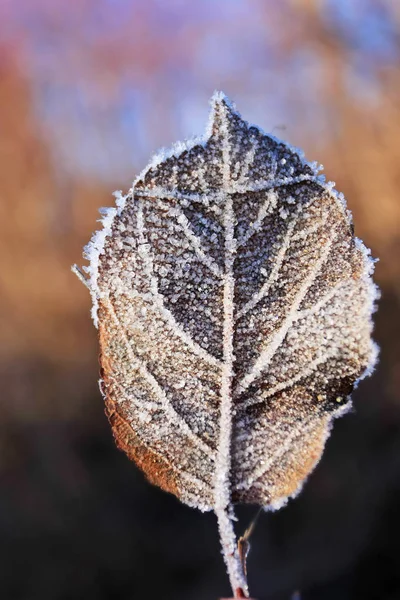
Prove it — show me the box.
[74,93,377,596]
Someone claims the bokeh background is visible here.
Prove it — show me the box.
[1,1,399,599]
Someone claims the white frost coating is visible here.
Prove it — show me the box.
[71,264,90,288]
[77,104,213,330]
[235,173,317,194]
[135,186,214,208]
[79,197,127,327]
[237,190,278,248]
[234,138,259,186]
[73,91,378,599]
[242,349,339,409]
[234,418,293,466]
[213,96,248,597]
[107,377,213,510]
[236,216,298,319]
[262,398,355,513]
[294,279,353,321]
[236,232,337,396]
[237,416,318,491]
[174,209,222,277]
[351,237,380,380]
[74,91,330,331]
[136,199,222,369]
[291,217,329,242]
[104,297,215,460]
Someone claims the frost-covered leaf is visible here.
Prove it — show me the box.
[73,92,377,596]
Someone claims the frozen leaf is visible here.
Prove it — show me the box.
[73,92,377,597]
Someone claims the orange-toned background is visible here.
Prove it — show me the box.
[0,2,399,599]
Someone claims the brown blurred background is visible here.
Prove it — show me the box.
[0,1,399,599]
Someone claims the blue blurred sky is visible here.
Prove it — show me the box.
[0,0,397,184]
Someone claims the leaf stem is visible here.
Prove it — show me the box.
[215,505,248,597]
[238,507,262,578]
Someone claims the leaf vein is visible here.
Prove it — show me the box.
[236,417,318,491]
[104,297,215,460]
[236,217,298,320]
[137,200,222,368]
[106,395,211,497]
[241,349,339,409]
[235,231,337,396]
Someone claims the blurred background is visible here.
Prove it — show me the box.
[0,1,399,598]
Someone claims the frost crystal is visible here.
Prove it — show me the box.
[73,92,377,597]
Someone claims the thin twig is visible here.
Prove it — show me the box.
[238,507,263,578]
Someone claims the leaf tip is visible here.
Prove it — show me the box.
[208,90,238,136]
[210,89,231,105]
